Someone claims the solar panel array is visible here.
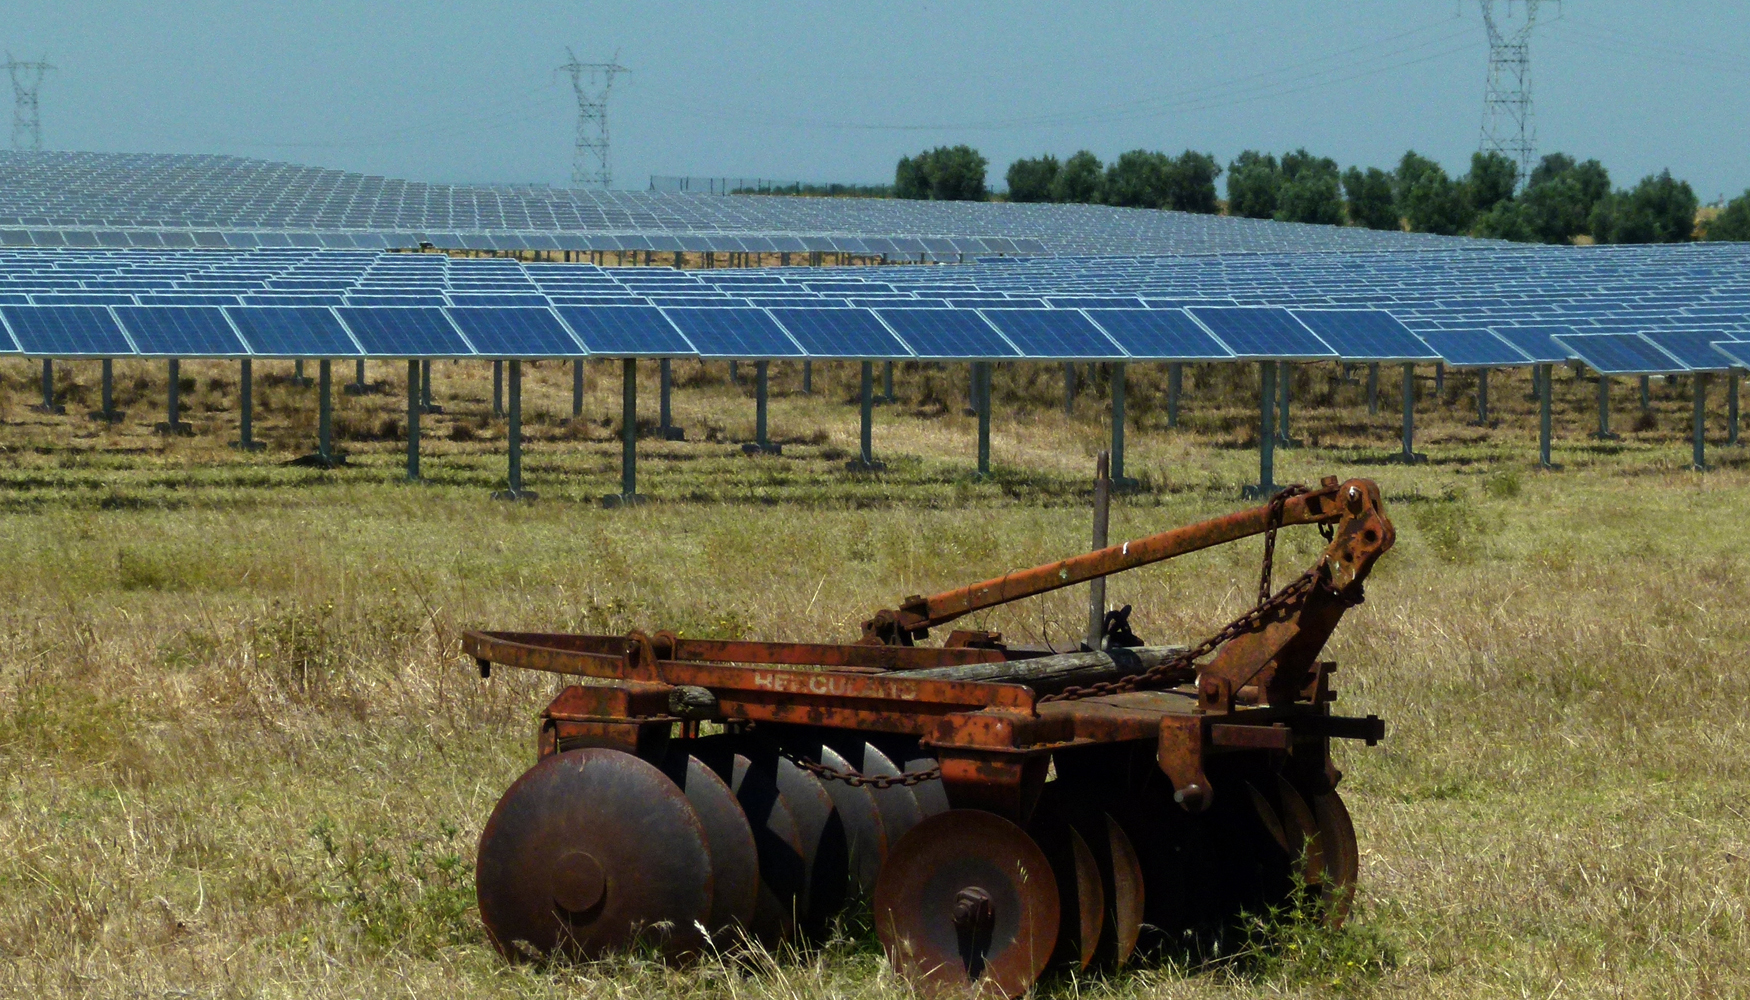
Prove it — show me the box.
[0,242,1747,373]
[0,150,1503,257]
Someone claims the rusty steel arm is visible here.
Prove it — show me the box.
[862,476,1357,645]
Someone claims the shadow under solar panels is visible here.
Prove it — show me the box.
[1186,306,1334,359]
[555,305,694,356]
[0,305,133,356]
[114,305,249,356]
[1416,329,1532,368]
[446,307,583,357]
[660,307,802,358]
[1084,309,1233,360]
[872,308,1017,360]
[978,308,1124,359]
[1489,325,1576,364]
[1289,309,1438,362]
[1552,333,1689,375]
[224,306,361,357]
[337,307,473,357]
[769,307,913,359]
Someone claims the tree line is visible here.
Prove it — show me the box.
[891,143,1750,244]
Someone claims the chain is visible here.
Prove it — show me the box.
[1040,485,1320,705]
[779,748,942,788]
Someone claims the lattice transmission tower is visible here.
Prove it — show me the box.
[6,53,52,151]
[1478,1,1553,188]
[558,48,627,189]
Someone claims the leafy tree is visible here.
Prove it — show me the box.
[1275,149,1342,225]
[1166,150,1222,213]
[1705,189,1750,241]
[1591,169,1698,244]
[1005,155,1059,203]
[1103,150,1175,209]
[1052,150,1104,203]
[1465,150,1519,214]
[1342,166,1399,230]
[1226,150,1280,219]
[894,155,928,200]
[1471,200,1535,242]
[1519,153,1611,244]
[893,145,989,201]
[1394,151,1472,235]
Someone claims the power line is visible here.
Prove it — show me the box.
[1478,1,1553,186]
[558,48,627,190]
[6,53,52,151]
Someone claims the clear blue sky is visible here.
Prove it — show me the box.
[5,1,1747,200]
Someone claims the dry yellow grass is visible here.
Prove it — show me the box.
[0,356,1746,998]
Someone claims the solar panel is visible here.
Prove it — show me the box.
[1289,310,1438,362]
[660,307,802,358]
[769,307,914,359]
[336,306,473,357]
[1417,329,1532,368]
[446,307,583,357]
[1709,340,1750,370]
[1552,333,1688,375]
[873,308,1018,359]
[1186,307,1334,359]
[1084,309,1234,360]
[978,309,1124,359]
[555,305,694,356]
[1642,330,1741,371]
[114,305,249,356]
[0,305,134,356]
[1489,325,1576,364]
[224,306,360,356]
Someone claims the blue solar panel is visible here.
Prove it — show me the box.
[446,307,583,357]
[1642,330,1740,371]
[660,307,802,358]
[1045,296,1147,309]
[769,307,914,359]
[336,307,473,357]
[114,306,249,356]
[1084,309,1234,360]
[1710,340,1750,369]
[224,306,360,357]
[347,294,449,307]
[1489,325,1576,364]
[1289,310,1438,362]
[555,305,694,356]
[1417,329,1532,367]
[874,308,1018,359]
[1187,307,1334,359]
[0,305,133,356]
[1553,333,1688,375]
[978,309,1124,359]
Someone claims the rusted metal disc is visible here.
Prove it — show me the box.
[819,744,888,899]
[1302,786,1359,925]
[857,742,925,846]
[1274,776,1327,884]
[874,810,1060,998]
[1097,813,1145,967]
[774,755,850,939]
[476,748,712,962]
[1030,803,1104,970]
[661,749,759,943]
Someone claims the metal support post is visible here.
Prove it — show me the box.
[1366,362,1379,415]
[1276,361,1298,447]
[494,360,533,500]
[848,360,884,471]
[744,360,779,454]
[492,359,504,418]
[156,359,191,435]
[1244,361,1277,498]
[1063,362,1077,415]
[294,358,310,387]
[1593,375,1617,440]
[345,358,368,395]
[1086,451,1111,651]
[1476,368,1490,425]
[1396,363,1425,463]
[40,358,53,410]
[603,358,643,505]
[1435,361,1444,397]
[572,359,584,419]
[1538,363,1554,469]
[405,359,420,481]
[1167,362,1181,428]
[1692,373,1708,471]
[1111,362,1135,488]
[93,358,121,422]
[1640,374,1650,414]
[232,359,262,450]
[976,361,991,476]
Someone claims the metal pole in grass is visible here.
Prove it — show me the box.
[1366,362,1379,415]
[1538,363,1553,469]
[1640,374,1650,414]
[572,359,584,418]
[614,357,638,503]
[1086,450,1111,651]
[850,360,884,472]
[1476,368,1489,424]
[1167,362,1181,429]
[1398,363,1421,463]
[319,359,333,464]
[405,359,420,481]
[1063,362,1076,415]
[38,358,52,411]
[1593,375,1616,440]
[976,361,991,476]
[1692,373,1708,471]
[494,360,529,499]
[754,360,770,452]
[166,359,181,432]
[1245,360,1277,499]
[233,358,263,451]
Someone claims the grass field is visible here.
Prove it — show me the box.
[1,354,1746,999]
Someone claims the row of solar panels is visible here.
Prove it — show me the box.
[1,302,1745,376]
